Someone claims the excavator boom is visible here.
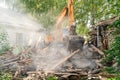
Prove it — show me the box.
[45,0,76,43]
[55,0,76,35]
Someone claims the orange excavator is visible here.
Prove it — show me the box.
[45,0,76,43]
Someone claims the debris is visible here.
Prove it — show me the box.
[0,42,104,79]
[51,49,80,70]
[90,45,105,56]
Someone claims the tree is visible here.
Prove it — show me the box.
[17,0,67,30]
[18,0,120,35]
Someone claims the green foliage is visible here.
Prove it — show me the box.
[106,0,120,16]
[18,0,120,34]
[76,23,89,36]
[107,76,120,80]
[18,0,67,30]
[112,19,120,35]
[104,67,118,74]
[74,0,108,25]
[103,19,120,73]
[46,75,58,80]
[20,0,67,15]
[0,27,10,54]
[76,0,120,35]
[36,11,55,29]
[0,71,12,80]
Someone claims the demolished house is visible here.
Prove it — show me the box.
[0,7,45,47]
[89,16,118,50]
[0,0,119,79]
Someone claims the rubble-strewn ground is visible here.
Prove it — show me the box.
[0,41,119,80]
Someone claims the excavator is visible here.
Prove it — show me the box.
[44,0,85,52]
[45,0,76,43]
[44,0,112,51]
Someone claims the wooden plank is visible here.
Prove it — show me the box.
[51,49,80,70]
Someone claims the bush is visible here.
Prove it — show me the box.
[0,71,12,80]
[46,75,58,80]
[103,19,120,73]
[107,76,120,80]
[0,27,10,54]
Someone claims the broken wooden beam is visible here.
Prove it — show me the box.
[51,49,80,70]
[2,57,19,64]
[54,72,78,76]
[27,70,54,74]
[90,45,105,56]
[64,69,82,73]
[95,16,118,27]
[1,61,17,67]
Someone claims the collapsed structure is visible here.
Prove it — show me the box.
[89,16,118,50]
[0,0,119,80]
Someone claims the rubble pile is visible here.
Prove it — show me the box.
[0,36,105,80]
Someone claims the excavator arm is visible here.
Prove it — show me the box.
[55,0,76,35]
[45,0,76,43]
[68,0,76,35]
